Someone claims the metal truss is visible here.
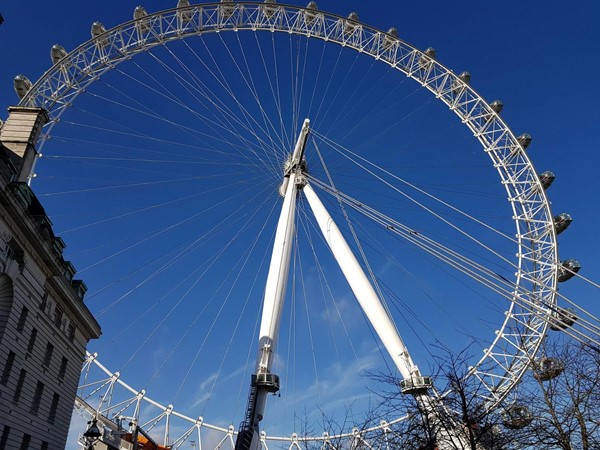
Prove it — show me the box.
[23,2,559,448]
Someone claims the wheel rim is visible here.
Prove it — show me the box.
[19,2,558,446]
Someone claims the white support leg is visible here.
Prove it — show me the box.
[235,121,311,450]
[304,182,471,450]
[302,182,418,381]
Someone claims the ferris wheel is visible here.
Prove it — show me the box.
[11,1,589,449]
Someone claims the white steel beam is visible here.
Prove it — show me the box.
[253,119,311,427]
[302,182,417,381]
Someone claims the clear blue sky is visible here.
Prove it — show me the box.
[1,0,599,446]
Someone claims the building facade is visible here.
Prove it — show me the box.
[0,107,101,450]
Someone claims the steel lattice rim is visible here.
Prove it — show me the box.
[19,2,559,445]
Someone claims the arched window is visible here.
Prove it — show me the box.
[0,273,14,341]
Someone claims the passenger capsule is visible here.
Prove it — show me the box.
[400,375,433,395]
[549,307,577,331]
[424,47,436,58]
[533,357,564,381]
[344,12,359,36]
[305,2,319,25]
[419,47,436,71]
[14,75,32,99]
[51,44,67,65]
[484,100,503,123]
[452,71,471,95]
[220,0,235,19]
[177,0,193,24]
[517,133,532,149]
[458,71,471,83]
[503,405,532,429]
[490,100,503,114]
[557,259,581,282]
[134,6,151,33]
[91,21,107,38]
[554,213,573,235]
[134,6,148,20]
[538,171,555,190]
[262,0,277,19]
[382,27,398,50]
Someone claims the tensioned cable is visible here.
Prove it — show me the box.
[323,58,380,136]
[310,169,595,344]
[171,195,281,406]
[316,50,363,135]
[309,176,523,293]
[230,226,278,425]
[143,45,280,180]
[48,133,235,161]
[53,175,254,234]
[296,194,393,376]
[252,31,290,152]
[39,172,240,198]
[313,138,397,329]
[83,221,232,304]
[151,38,275,153]
[296,203,371,386]
[81,88,259,161]
[188,37,282,178]
[289,33,299,146]
[145,47,281,181]
[56,68,274,175]
[309,178,600,349]
[293,220,323,406]
[231,32,288,158]
[113,58,275,168]
[270,31,293,152]
[83,181,260,275]
[312,43,345,128]
[306,38,328,123]
[94,184,272,320]
[216,31,284,156]
[294,33,312,142]
[48,135,215,161]
[312,130,520,247]
[117,184,276,376]
[94,213,268,372]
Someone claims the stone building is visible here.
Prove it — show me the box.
[0,106,101,450]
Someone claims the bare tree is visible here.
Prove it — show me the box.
[364,346,515,450]
[514,338,600,450]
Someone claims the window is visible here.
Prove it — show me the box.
[58,356,68,380]
[67,322,76,342]
[13,369,26,403]
[16,306,28,333]
[40,292,48,312]
[30,381,44,415]
[0,351,15,385]
[6,238,24,268]
[19,433,30,450]
[0,426,10,450]
[26,328,37,354]
[43,342,54,368]
[53,306,63,328]
[48,393,60,424]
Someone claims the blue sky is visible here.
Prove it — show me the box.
[1,0,599,447]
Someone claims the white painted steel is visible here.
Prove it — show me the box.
[254,119,310,425]
[303,183,417,381]
[20,2,560,448]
